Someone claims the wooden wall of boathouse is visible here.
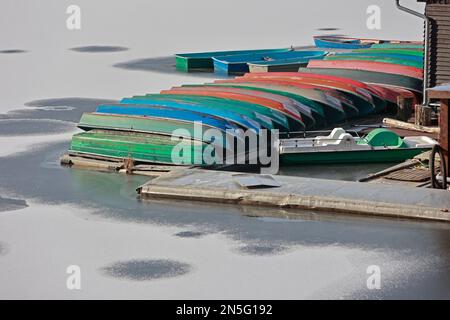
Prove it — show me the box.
[419,0,450,87]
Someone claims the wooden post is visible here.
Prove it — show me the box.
[396,96,413,121]
[428,84,450,171]
[415,104,433,126]
[439,98,449,171]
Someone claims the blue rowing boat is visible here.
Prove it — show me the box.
[117,98,264,131]
[213,51,327,75]
[314,36,372,49]
[92,104,239,133]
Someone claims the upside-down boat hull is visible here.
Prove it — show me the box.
[134,94,292,131]
[255,71,388,113]
[189,83,328,127]
[299,67,423,93]
[212,80,347,124]
[77,112,238,147]
[69,130,208,165]
[104,98,262,131]
[241,73,378,116]
[165,86,315,129]
[308,60,423,79]
[324,54,423,69]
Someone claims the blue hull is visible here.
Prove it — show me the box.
[134,94,293,130]
[94,104,239,133]
[314,38,372,49]
[118,98,262,131]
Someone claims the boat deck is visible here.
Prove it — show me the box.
[137,168,450,222]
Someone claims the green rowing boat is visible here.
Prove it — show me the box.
[69,130,209,165]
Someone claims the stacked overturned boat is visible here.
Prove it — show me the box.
[67,36,435,166]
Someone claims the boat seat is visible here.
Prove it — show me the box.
[314,128,347,145]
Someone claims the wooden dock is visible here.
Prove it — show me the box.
[137,168,450,222]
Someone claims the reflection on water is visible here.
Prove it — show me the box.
[0,49,27,54]
[0,119,73,136]
[113,55,231,79]
[236,243,289,256]
[70,46,128,53]
[0,196,28,213]
[174,231,206,238]
[0,242,8,256]
[12,98,119,123]
[316,28,340,31]
[101,259,192,281]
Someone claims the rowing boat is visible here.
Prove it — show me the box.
[220,78,360,119]
[352,48,424,57]
[256,72,387,112]
[241,73,378,116]
[212,51,326,75]
[246,51,327,73]
[299,67,423,93]
[102,99,262,131]
[324,54,424,68]
[370,43,423,50]
[164,86,315,129]
[212,80,347,123]
[307,60,423,79]
[314,36,373,49]
[69,130,208,165]
[77,111,240,147]
[137,94,293,131]
[175,48,291,72]
[279,128,436,165]
[186,83,328,127]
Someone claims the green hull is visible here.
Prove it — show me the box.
[352,48,424,57]
[78,113,220,141]
[175,56,213,73]
[69,130,208,165]
[281,148,429,165]
[371,43,423,50]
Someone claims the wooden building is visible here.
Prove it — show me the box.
[418,0,450,87]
